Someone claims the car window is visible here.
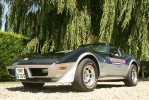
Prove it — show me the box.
[109,46,121,57]
[109,46,126,57]
[93,45,107,53]
[80,44,107,53]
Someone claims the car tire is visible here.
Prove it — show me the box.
[124,64,138,86]
[72,58,98,92]
[22,82,45,88]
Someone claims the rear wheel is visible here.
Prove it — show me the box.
[72,58,98,92]
[22,82,45,88]
[124,64,138,86]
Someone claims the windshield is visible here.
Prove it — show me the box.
[79,44,107,53]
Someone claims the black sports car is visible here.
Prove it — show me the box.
[6,43,140,92]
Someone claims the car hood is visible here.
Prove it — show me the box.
[15,48,87,65]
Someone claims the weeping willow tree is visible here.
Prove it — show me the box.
[127,0,149,60]
[2,0,149,60]
[99,0,149,60]
[0,3,3,28]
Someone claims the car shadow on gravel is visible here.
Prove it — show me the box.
[6,83,126,93]
[96,84,125,89]
[6,85,75,93]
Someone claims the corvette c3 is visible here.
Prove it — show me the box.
[6,43,140,92]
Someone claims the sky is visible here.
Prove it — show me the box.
[1,2,9,31]
[1,2,38,32]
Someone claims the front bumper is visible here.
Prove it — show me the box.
[6,62,75,83]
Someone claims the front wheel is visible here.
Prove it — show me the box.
[124,64,138,86]
[22,82,45,88]
[72,58,98,92]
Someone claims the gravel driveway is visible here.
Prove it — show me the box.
[0,81,149,100]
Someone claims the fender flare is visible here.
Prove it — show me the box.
[75,52,100,76]
[128,60,140,73]
[58,52,100,83]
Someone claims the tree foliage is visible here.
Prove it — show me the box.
[1,0,149,61]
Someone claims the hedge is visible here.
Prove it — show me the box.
[0,31,28,81]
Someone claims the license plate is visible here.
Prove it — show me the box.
[15,68,26,79]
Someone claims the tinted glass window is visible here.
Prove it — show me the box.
[109,46,126,57]
[80,44,107,53]
[109,46,117,53]
[109,46,121,57]
[93,45,107,53]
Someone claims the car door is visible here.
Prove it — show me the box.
[94,44,122,77]
[106,45,128,76]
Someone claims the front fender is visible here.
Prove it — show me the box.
[128,60,140,73]
[58,52,99,83]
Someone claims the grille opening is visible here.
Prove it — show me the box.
[8,69,15,77]
[30,68,48,76]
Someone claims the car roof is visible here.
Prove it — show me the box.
[79,43,120,49]
[80,43,110,47]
